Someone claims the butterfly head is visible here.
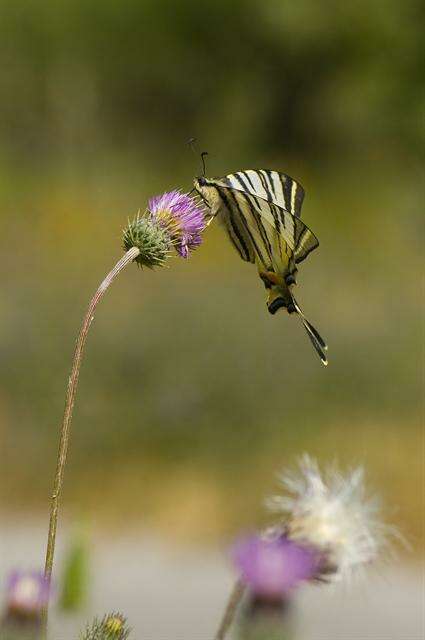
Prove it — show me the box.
[193,176,210,190]
[193,176,215,207]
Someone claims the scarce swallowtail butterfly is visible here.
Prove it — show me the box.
[194,168,328,365]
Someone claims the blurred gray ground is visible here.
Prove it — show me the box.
[0,519,423,640]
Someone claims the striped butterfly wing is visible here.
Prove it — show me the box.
[221,169,305,218]
[214,172,319,266]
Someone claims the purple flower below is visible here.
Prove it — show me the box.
[232,535,317,597]
[148,190,206,258]
[6,571,50,617]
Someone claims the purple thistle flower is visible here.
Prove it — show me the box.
[232,535,318,597]
[148,190,206,258]
[5,571,50,618]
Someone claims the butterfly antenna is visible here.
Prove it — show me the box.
[187,138,209,177]
[201,151,208,177]
[187,137,198,154]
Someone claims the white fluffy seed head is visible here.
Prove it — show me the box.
[266,455,396,582]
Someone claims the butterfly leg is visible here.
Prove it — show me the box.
[259,270,285,291]
[259,271,273,289]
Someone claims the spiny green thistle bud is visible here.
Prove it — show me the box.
[123,214,171,268]
[79,611,131,640]
[123,190,207,268]
[105,615,125,633]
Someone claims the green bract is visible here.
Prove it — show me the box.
[123,215,171,268]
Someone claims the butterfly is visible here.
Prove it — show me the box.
[194,168,328,365]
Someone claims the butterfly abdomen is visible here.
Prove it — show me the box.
[259,271,295,315]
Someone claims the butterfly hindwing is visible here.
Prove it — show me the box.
[210,184,296,275]
[292,217,320,264]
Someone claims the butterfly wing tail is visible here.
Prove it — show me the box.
[302,319,328,366]
[292,296,328,366]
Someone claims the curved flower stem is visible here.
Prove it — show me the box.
[214,579,246,640]
[41,247,140,632]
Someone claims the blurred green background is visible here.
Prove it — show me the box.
[0,0,422,546]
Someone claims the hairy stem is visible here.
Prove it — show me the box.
[214,579,246,640]
[41,247,140,631]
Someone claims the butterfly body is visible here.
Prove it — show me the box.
[194,169,328,365]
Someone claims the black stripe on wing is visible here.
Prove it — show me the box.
[242,192,275,264]
[227,190,269,269]
[293,180,305,219]
[213,186,255,263]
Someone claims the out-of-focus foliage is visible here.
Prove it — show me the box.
[0,0,423,163]
[60,534,89,613]
[0,1,422,544]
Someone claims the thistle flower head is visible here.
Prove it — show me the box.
[148,190,206,258]
[5,570,50,618]
[123,190,206,267]
[266,455,393,582]
[232,534,318,597]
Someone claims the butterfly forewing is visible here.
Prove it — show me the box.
[221,170,305,218]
